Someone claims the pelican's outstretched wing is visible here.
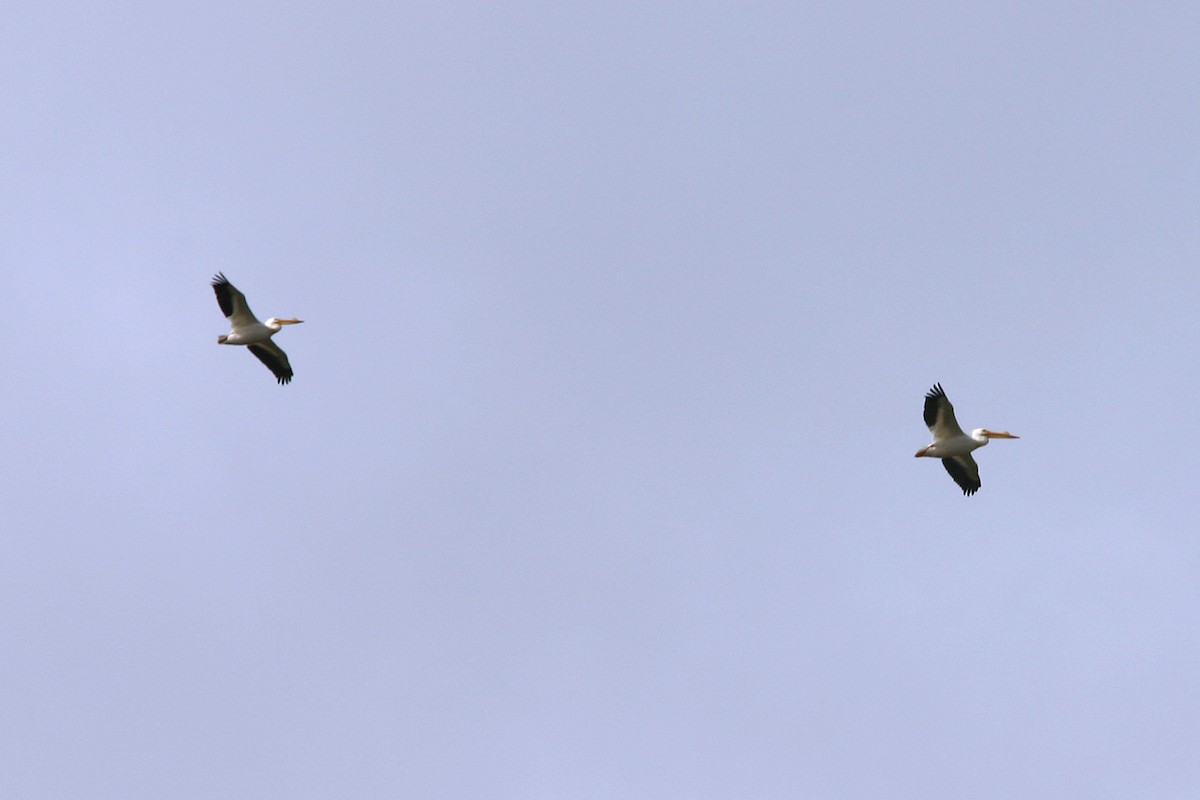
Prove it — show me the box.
[942,454,981,496]
[923,383,966,440]
[212,273,261,328]
[248,341,293,385]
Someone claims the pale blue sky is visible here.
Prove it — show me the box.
[2,2,1198,797]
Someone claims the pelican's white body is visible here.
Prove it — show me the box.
[218,318,287,346]
[917,429,992,459]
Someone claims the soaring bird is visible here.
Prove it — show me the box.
[212,273,303,384]
[915,383,1018,495]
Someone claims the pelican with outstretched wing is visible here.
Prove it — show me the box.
[915,383,1018,495]
[212,273,303,384]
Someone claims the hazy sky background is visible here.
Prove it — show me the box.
[2,2,1198,797]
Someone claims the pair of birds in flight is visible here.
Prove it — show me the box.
[211,276,1019,495]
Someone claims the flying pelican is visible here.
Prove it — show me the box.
[915,383,1018,495]
[212,273,303,384]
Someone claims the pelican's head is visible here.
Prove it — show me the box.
[979,429,1019,439]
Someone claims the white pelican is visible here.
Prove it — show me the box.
[915,383,1018,495]
[212,273,303,384]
